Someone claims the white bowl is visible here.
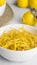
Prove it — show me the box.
[0,24,37,62]
[0,1,6,16]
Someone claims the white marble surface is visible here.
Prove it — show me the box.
[0,0,37,65]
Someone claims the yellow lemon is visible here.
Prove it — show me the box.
[35,19,37,25]
[0,0,6,6]
[30,0,37,10]
[17,0,29,8]
[22,11,36,26]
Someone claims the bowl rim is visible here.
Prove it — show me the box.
[0,24,37,30]
[0,24,37,52]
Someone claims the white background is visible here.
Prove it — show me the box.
[0,0,37,65]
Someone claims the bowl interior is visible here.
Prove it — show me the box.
[0,24,37,35]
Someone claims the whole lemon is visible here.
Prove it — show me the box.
[22,11,36,26]
[30,0,37,10]
[0,0,6,6]
[17,0,29,8]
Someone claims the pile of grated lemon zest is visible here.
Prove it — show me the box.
[0,27,37,51]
